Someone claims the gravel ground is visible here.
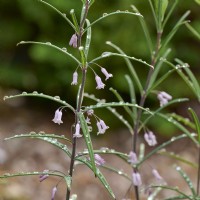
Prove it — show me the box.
[0,90,198,200]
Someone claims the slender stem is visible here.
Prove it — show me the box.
[66,1,89,199]
[197,145,200,195]
[66,68,87,200]
[131,31,162,200]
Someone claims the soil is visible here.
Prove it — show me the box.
[0,89,198,200]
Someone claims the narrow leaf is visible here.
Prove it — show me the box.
[78,112,97,175]
[17,41,81,65]
[83,10,143,33]
[3,92,75,113]
[85,19,92,57]
[188,108,200,144]
[38,0,75,30]
[76,157,116,199]
[175,165,196,196]
[106,41,143,93]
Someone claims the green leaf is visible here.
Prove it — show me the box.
[125,75,137,120]
[137,133,189,167]
[38,0,75,30]
[170,113,195,130]
[109,88,133,118]
[157,113,198,145]
[76,157,116,199]
[186,23,200,40]
[85,19,91,58]
[148,48,171,89]
[5,132,72,157]
[0,171,63,179]
[3,92,75,113]
[158,150,197,168]
[84,102,153,115]
[195,0,200,5]
[83,10,143,33]
[188,108,200,144]
[154,0,168,30]
[78,112,97,175]
[175,165,196,196]
[17,41,81,65]
[84,93,134,134]
[106,41,143,94]
[90,51,153,69]
[139,98,189,132]
[131,5,153,54]
[64,176,72,190]
[158,10,190,58]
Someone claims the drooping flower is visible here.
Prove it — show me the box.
[52,109,63,125]
[71,71,78,85]
[95,75,105,89]
[97,119,109,135]
[128,151,138,164]
[73,123,82,138]
[144,131,157,146]
[39,169,49,182]
[157,91,172,107]
[152,169,163,181]
[94,154,105,166]
[51,187,57,200]
[101,68,113,80]
[87,109,94,116]
[132,172,142,186]
[86,117,91,124]
[69,33,78,48]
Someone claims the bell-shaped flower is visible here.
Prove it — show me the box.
[128,151,138,164]
[94,154,105,166]
[52,109,63,125]
[132,172,142,186]
[73,123,82,138]
[71,71,78,85]
[144,131,157,146]
[39,169,49,182]
[86,117,91,124]
[101,68,113,80]
[51,187,57,200]
[97,119,109,135]
[87,109,94,116]
[69,34,78,48]
[95,75,105,89]
[152,169,163,181]
[157,91,172,107]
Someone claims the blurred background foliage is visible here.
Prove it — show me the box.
[0,0,200,135]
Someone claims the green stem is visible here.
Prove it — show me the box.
[131,31,162,200]
[66,68,87,200]
[197,145,200,195]
[66,1,89,199]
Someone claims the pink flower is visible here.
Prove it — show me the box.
[144,131,157,146]
[132,172,142,186]
[51,187,57,200]
[128,151,138,164]
[39,169,49,182]
[69,34,78,48]
[95,75,105,89]
[101,68,113,80]
[86,117,91,124]
[157,91,172,107]
[152,169,163,181]
[52,109,63,125]
[94,154,105,166]
[87,109,94,116]
[73,123,82,138]
[97,119,109,135]
[71,71,78,85]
